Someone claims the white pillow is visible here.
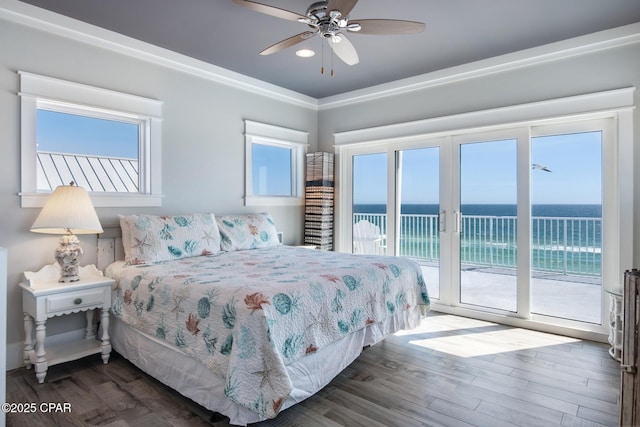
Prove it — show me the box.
[120,213,221,263]
[217,213,280,251]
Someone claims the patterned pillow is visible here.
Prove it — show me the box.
[119,214,133,262]
[217,213,280,251]
[120,213,221,263]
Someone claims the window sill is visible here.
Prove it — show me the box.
[20,193,163,208]
[244,196,303,207]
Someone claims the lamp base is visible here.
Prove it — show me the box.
[55,234,83,283]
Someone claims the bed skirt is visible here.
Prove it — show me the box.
[109,305,425,425]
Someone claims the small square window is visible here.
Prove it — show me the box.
[244,120,307,206]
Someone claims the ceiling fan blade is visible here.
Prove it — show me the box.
[327,0,359,17]
[328,34,359,66]
[350,19,426,35]
[260,31,316,55]
[233,0,307,22]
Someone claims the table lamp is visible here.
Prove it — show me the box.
[30,182,103,282]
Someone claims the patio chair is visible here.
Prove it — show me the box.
[353,219,385,255]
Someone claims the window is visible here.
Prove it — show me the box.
[20,71,163,208]
[244,120,307,206]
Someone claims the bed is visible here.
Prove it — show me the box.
[100,212,430,425]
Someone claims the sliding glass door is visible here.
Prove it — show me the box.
[340,115,617,335]
[530,128,603,324]
[458,138,518,312]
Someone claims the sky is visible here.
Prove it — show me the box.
[251,144,292,196]
[353,132,602,206]
[37,109,139,158]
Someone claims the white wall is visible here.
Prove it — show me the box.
[0,13,317,369]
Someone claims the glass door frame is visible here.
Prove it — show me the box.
[450,127,532,318]
[528,118,613,329]
[337,142,392,256]
[393,138,450,303]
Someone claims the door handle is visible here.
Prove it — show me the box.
[453,211,461,234]
[439,210,446,232]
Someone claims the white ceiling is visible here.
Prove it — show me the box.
[16,0,640,99]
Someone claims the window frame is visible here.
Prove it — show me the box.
[244,120,307,206]
[19,71,163,208]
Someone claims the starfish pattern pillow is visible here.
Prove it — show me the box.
[120,213,221,264]
[217,213,280,251]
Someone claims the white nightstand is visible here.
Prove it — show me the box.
[20,264,113,383]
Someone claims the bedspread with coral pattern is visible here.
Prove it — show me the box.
[106,245,429,419]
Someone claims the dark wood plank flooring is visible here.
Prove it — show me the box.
[6,312,620,426]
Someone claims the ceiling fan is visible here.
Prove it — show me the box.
[233,0,425,70]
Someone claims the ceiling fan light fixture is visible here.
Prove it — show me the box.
[296,48,315,58]
[234,0,426,68]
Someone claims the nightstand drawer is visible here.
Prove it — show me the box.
[46,289,105,314]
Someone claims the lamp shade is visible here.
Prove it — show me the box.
[31,183,103,235]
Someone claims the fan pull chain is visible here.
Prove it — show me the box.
[331,47,334,77]
[331,44,336,77]
[319,39,335,77]
[321,39,324,75]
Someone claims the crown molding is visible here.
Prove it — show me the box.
[318,22,640,110]
[0,0,319,110]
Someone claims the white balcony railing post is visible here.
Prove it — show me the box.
[563,219,568,275]
[489,219,494,268]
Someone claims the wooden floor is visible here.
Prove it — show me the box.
[6,312,621,427]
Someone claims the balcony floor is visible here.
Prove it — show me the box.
[418,262,602,324]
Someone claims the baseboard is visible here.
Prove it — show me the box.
[6,328,87,371]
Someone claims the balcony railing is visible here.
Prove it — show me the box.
[353,213,601,277]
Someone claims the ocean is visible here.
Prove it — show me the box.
[353,204,602,276]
